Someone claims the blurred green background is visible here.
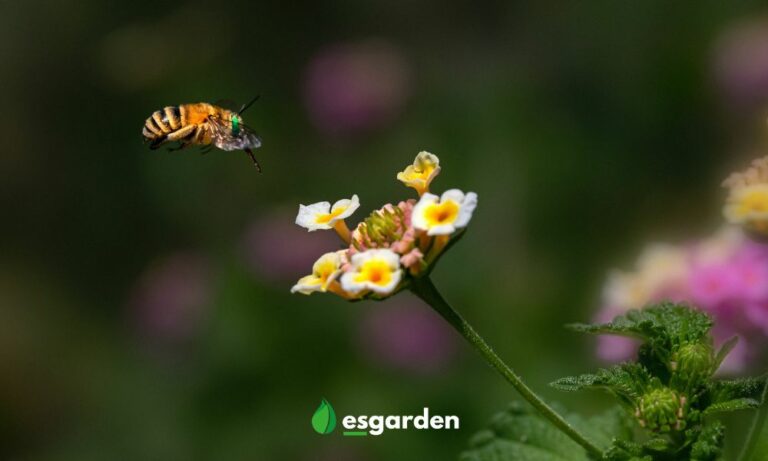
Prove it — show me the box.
[3,1,768,459]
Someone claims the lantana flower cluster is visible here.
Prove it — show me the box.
[723,155,768,236]
[291,151,477,299]
[595,227,768,371]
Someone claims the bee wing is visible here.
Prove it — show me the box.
[208,116,262,152]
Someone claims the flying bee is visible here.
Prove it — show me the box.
[142,96,263,171]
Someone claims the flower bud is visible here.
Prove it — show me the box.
[635,387,687,433]
[671,343,714,387]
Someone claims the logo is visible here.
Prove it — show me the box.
[311,399,460,437]
[311,398,337,435]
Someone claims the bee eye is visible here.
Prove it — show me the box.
[231,115,241,136]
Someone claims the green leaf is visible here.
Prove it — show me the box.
[702,398,760,416]
[551,363,651,407]
[311,398,336,435]
[460,402,632,461]
[707,376,767,404]
[713,336,738,370]
[567,303,712,343]
[688,421,724,461]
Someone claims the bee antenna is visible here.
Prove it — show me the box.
[239,95,260,115]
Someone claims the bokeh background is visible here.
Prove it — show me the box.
[3,1,768,459]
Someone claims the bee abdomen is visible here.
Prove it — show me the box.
[163,106,182,130]
[143,106,184,140]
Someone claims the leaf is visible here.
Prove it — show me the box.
[702,398,760,416]
[459,402,632,461]
[311,398,336,435]
[567,303,713,346]
[706,376,767,405]
[551,363,651,407]
[688,421,724,461]
[713,336,738,370]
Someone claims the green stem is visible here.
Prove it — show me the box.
[410,276,603,459]
[738,374,768,461]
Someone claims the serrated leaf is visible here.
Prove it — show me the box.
[551,363,650,407]
[568,303,712,343]
[460,402,632,461]
[311,398,336,434]
[702,398,760,416]
[689,421,724,461]
[707,376,767,404]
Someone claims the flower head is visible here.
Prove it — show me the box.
[340,249,402,295]
[412,189,477,236]
[723,156,768,235]
[291,152,478,301]
[595,230,768,372]
[397,151,441,196]
[724,183,768,233]
[296,195,360,231]
[291,251,345,294]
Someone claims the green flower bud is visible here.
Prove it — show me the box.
[635,387,687,433]
[670,343,714,388]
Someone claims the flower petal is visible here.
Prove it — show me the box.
[340,249,402,295]
[295,195,360,231]
[412,189,477,235]
[397,151,441,195]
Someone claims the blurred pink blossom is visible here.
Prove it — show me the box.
[595,229,768,372]
[304,40,411,137]
[242,210,340,283]
[128,252,211,344]
[358,295,458,374]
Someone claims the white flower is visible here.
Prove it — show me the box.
[340,249,402,295]
[295,194,360,231]
[411,189,477,235]
[291,251,344,294]
[397,151,441,195]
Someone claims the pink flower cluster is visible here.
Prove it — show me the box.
[596,229,768,372]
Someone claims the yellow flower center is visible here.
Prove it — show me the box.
[354,260,393,286]
[424,200,460,226]
[740,191,768,215]
[315,261,337,283]
[315,206,347,224]
[405,165,433,181]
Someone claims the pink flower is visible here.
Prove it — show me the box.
[596,231,768,372]
[745,302,768,334]
[688,263,739,307]
[732,256,768,302]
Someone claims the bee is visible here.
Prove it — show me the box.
[142,97,263,171]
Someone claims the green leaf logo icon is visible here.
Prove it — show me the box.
[311,398,337,434]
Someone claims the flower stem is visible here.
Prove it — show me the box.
[410,276,603,459]
[738,374,768,461]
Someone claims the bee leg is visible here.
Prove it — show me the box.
[244,148,261,172]
[200,145,214,155]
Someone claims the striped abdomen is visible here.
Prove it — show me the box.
[143,106,183,141]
